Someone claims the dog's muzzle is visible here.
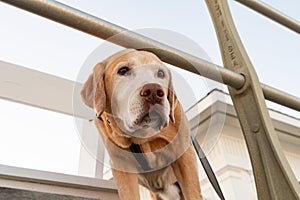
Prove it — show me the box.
[137,83,168,131]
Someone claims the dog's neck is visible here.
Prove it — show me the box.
[96,111,174,150]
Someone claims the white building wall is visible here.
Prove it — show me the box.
[189,91,300,200]
[199,134,257,200]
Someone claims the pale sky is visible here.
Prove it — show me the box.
[0,0,299,175]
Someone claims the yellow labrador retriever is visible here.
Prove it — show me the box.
[81,49,202,200]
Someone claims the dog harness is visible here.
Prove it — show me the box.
[129,143,152,171]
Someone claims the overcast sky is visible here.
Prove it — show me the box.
[0,0,299,175]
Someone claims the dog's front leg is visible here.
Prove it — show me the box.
[172,146,203,200]
[112,169,140,200]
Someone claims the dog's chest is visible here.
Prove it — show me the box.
[137,166,176,192]
[136,137,180,169]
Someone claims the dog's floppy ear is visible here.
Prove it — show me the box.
[168,72,178,123]
[80,63,106,115]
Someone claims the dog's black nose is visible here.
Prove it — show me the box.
[140,83,165,104]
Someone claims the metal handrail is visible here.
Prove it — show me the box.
[0,0,299,112]
[235,0,300,34]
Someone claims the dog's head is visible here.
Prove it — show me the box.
[81,49,177,137]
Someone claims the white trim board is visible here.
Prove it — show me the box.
[0,60,94,120]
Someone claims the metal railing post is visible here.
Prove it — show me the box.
[205,0,300,199]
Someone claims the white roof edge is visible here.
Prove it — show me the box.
[0,164,117,190]
[186,89,300,128]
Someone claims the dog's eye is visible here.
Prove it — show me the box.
[157,69,165,78]
[118,66,130,75]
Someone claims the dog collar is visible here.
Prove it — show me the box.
[96,113,112,126]
[96,113,104,121]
